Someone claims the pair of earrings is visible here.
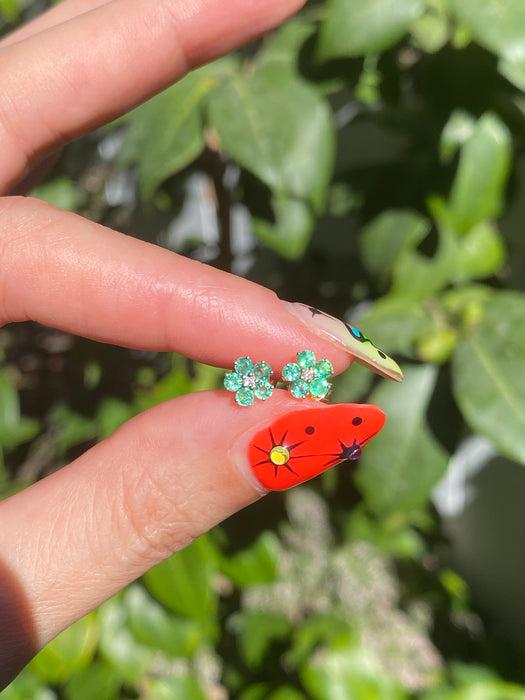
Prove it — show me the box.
[224,351,333,407]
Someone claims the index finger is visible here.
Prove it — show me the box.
[0,197,402,380]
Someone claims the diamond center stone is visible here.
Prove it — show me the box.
[301,367,317,382]
[243,375,258,389]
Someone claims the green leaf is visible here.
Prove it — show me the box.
[431,680,525,700]
[300,636,406,700]
[0,0,21,22]
[318,0,424,59]
[119,65,218,200]
[440,110,477,163]
[448,113,511,234]
[450,0,525,88]
[124,584,201,657]
[455,220,506,281]
[142,676,208,700]
[252,194,315,259]
[29,614,98,684]
[357,298,434,358]
[360,209,431,288]
[258,19,315,67]
[143,535,219,629]
[64,661,122,700]
[0,670,52,700]
[452,292,525,465]
[0,371,39,452]
[220,531,279,586]
[390,221,458,301]
[96,398,135,439]
[31,177,88,212]
[98,597,153,683]
[267,688,308,700]
[230,611,291,669]
[356,365,449,516]
[409,3,449,53]
[288,614,350,669]
[331,362,375,404]
[208,61,335,211]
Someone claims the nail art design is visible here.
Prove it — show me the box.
[248,404,385,490]
[283,302,403,382]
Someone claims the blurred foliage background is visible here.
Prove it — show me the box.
[2,0,525,697]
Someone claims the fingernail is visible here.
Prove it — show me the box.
[282,301,403,382]
[248,404,385,491]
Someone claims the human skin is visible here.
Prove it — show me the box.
[0,0,391,688]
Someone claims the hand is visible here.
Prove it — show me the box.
[0,0,397,687]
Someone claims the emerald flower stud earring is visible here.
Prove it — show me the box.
[282,350,333,400]
[224,357,274,406]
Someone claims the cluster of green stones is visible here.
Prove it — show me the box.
[282,350,333,400]
[224,356,274,406]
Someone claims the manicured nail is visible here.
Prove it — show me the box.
[248,404,385,491]
[282,301,403,382]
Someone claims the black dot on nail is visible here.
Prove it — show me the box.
[378,350,387,359]
[352,417,362,426]
[306,426,315,434]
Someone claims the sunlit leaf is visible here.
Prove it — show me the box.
[119,64,222,200]
[0,371,39,453]
[230,611,291,669]
[453,292,525,465]
[143,535,219,632]
[29,614,98,684]
[124,585,202,657]
[208,61,335,211]
[357,365,449,516]
[357,297,434,358]
[454,220,506,281]
[98,597,152,683]
[390,222,458,301]
[360,209,431,288]
[300,636,405,700]
[448,113,511,234]
[31,177,88,212]
[219,531,279,587]
[450,0,525,89]
[64,661,122,700]
[440,110,477,163]
[319,0,423,58]
[142,675,208,700]
[252,194,315,259]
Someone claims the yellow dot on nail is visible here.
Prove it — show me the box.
[270,446,290,466]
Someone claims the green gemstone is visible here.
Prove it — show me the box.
[290,379,309,398]
[224,372,243,391]
[282,362,301,381]
[310,377,330,398]
[253,361,272,380]
[234,357,253,375]
[315,359,333,379]
[236,387,255,406]
[297,350,316,368]
[255,382,273,400]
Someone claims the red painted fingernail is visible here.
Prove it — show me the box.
[248,404,385,491]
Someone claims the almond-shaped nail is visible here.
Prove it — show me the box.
[248,404,385,491]
[283,301,403,382]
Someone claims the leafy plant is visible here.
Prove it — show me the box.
[3,0,525,697]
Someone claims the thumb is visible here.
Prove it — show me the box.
[0,390,384,685]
